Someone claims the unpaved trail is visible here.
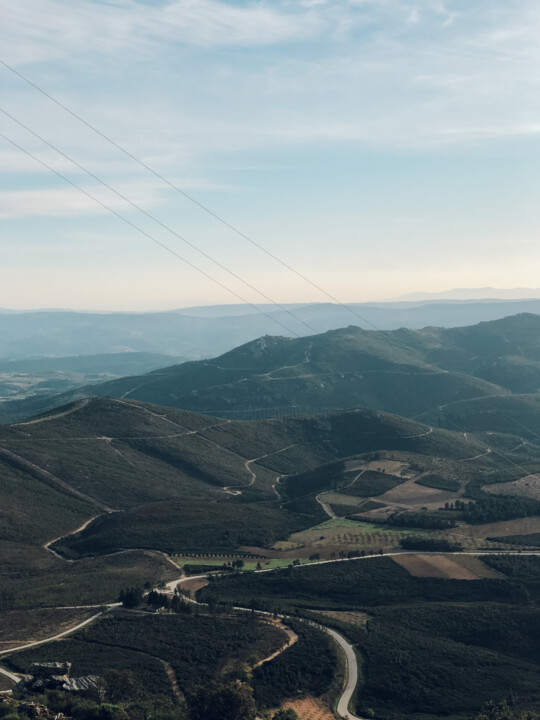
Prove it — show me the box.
[460,448,492,461]
[0,447,112,511]
[316,469,366,519]
[223,443,298,494]
[44,514,101,561]
[0,666,21,685]
[437,393,509,411]
[0,612,104,657]
[315,493,336,519]
[14,399,91,426]
[253,623,298,668]
[161,660,183,702]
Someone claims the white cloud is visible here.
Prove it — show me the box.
[0,0,324,67]
[0,178,167,219]
[3,0,540,220]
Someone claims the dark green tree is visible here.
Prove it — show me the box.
[188,681,256,720]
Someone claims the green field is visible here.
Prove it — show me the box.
[175,556,311,571]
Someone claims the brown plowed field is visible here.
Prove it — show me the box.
[317,610,371,627]
[277,697,334,720]
[484,476,540,501]
[377,477,462,510]
[455,517,540,539]
[392,554,497,579]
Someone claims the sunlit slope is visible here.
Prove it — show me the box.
[0,396,491,558]
[0,397,485,509]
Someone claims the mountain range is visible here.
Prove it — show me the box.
[4,313,540,432]
[4,300,540,361]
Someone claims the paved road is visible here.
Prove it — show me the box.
[5,550,540,708]
[0,664,21,690]
[323,626,364,720]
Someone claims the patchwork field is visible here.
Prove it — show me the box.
[392,554,500,580]
[273,518,411,555]
[453,516,540,539]
[485,474,540,500]
[375,476,463,511]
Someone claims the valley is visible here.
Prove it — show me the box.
[3,314,540,720]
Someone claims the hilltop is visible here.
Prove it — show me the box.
[3,301,540,361]
[5,313,540,425]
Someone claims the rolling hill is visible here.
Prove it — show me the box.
[4,316,535,424]
[0,396,492,572]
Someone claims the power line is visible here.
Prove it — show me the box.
[0,106,321,337]
[1,130,531,495]
[0,57,383,332]
[2,60,538,491]
[443,415,540,482]
[0,129,301,338]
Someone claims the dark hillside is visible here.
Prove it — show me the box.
[0,398,487,560]
[3,313,540,425]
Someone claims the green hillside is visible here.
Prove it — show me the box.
[2,317,526,424]
[0,398,488,564]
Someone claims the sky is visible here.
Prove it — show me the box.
[1,0,540,310]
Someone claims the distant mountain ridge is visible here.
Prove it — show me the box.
[4,300,540,361]
[391,287,540,301]
[3,312,540,426]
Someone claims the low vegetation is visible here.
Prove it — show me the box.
[415,473,460,492]
[399,537,463,552]
[198,557,529,610]
[251,618,338,708]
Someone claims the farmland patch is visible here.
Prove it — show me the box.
[392,554,496,580]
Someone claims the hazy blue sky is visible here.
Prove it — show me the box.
[1,0,540,310]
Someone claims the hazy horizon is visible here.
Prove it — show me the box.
[3,284,540,314]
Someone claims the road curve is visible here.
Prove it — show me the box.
[0,664,21,692]
[324,626,364,720]
[169,574,363,718]
[5,551,540,703]
[0,611,104,658]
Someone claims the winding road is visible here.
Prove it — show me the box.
[4,551,540,714]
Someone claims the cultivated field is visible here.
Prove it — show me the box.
[454,516,540,539]
[175,554,312,570]
[392,554,499,579]
[273,518,410,555]
[277,697,335,720]
[352,459,412,476]
[484,475,540,500]
[375,476,463,511]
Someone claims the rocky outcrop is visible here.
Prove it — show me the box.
[13,662,102,697]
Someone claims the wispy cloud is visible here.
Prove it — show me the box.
[0,178,168,218]
[4,0,540,151]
